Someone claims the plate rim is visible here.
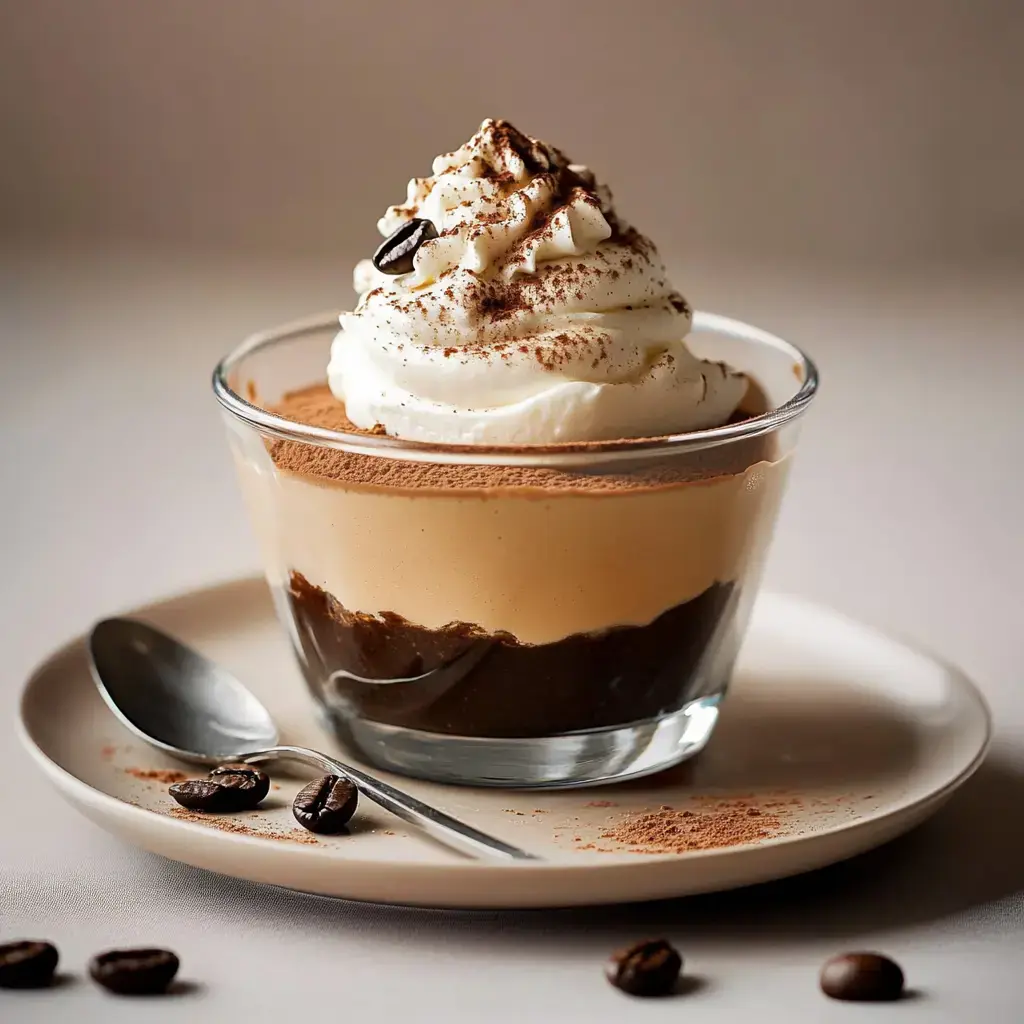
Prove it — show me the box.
[16,577,994,896]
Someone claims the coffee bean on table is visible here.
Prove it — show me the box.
[820,952,905,1002]
[605,938,682,997]
[292,775,359,834]
[89,948,180,995]
[0,941,59,989]
[209,762,271,804]
[372,218,438,275]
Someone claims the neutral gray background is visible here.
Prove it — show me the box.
[2,1,1023,1020]
[3,0,1024,269]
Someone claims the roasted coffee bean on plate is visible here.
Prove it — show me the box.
[292,775,359,834]
[168,779,238,812]
[208,762,271,804]
[820,952,905,1002]
[89,948,180,995]
[372,218,438,275]
[168,762,270,812]
[0,940,59,989]
[605,938,682,997]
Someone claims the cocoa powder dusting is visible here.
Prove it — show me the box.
[595,798,792,854]
[167,808,319,845]
[125,768,188,784]
[265,385,773,494]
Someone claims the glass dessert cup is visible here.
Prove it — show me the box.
[214,312,818,788]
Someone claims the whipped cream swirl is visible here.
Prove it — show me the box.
[329,119,745,444]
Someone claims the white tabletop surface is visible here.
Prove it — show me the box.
[2,248,1022,1020]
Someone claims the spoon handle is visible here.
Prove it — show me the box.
[242,745,539,862]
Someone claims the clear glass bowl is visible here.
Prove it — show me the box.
[213,311,818,787]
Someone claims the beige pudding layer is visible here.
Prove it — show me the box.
[230,385,788,647]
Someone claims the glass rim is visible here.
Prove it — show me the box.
[212,310,819,468]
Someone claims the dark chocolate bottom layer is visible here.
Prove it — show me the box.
[287,572,737,738]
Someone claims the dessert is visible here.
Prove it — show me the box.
[219,119,815,785]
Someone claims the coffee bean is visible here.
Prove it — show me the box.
[292,775,358,834]
[605,938,682,997]
[820,952,904,1002]
[167,778,259,812]
[90,948,180,995]
[168,763,268,813]
[0,941,59,989]
[209,762,270,804]
[168,779,235,811]
[372,218,438,275]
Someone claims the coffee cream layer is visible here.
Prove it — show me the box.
[231,396,788,647]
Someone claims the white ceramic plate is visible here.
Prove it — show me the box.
[18,578,990,909]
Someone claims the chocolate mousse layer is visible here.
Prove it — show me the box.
[287,571,736,738]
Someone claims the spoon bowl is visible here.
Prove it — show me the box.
[90,619,279,762]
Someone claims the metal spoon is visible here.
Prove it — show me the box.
[88,617,537,862]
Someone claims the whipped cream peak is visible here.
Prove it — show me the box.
[329,119,746,445]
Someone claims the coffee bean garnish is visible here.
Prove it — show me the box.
[90,948,180,995]
[209,762,271,804]
[605,938,682,997]
[820,952,905,1002]
[0,940,59,989]
[372,218,438,275]
[292,775,358,834]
